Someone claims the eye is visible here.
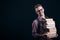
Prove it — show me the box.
[40,9,43,11]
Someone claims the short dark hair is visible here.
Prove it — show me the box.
[34,4,42,9]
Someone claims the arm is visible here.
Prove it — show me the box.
[32,20,38,36]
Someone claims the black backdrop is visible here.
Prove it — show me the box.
[1,0,60,40]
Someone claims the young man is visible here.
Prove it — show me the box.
[32,4,52,40]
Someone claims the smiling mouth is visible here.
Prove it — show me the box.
[39,12,43,16]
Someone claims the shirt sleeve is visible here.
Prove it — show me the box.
[32,20,38,35]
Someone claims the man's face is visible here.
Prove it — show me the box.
[35,6,45,17]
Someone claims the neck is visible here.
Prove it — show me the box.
[38,15,45,21]
[38,16,42,21]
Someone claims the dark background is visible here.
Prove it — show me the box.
[1,0,60,40]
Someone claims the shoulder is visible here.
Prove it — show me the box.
[45,16,49,19]
[32,19,38,25]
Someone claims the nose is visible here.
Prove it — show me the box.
[38,10,40,12]
[38,10,43,16]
